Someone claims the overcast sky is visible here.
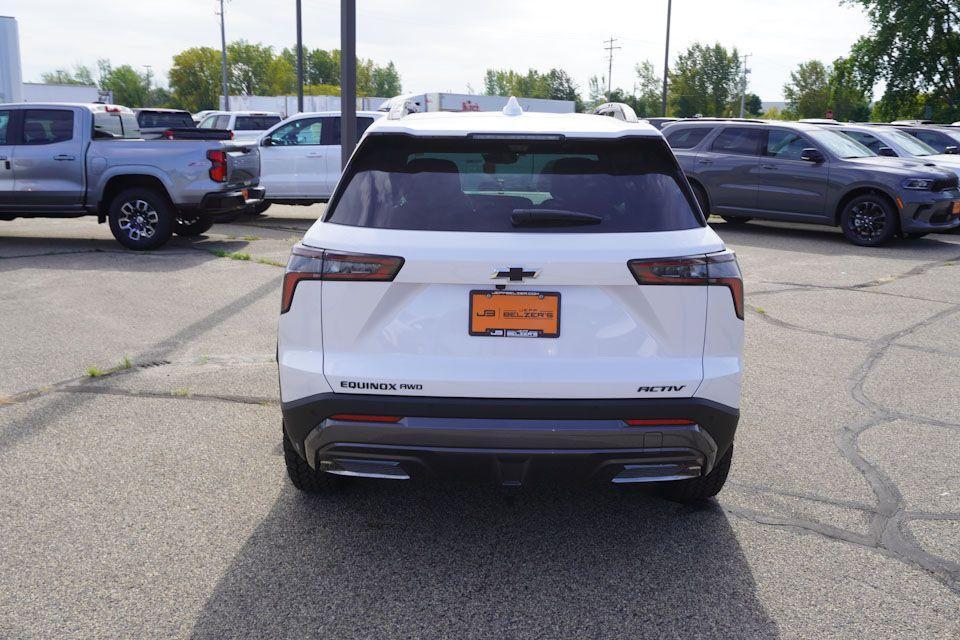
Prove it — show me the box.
[7,0,871,102]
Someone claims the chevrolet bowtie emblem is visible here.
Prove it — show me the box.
[492,267,540,282]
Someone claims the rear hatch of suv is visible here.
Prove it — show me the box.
[302,133,725,399]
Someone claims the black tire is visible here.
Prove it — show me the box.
[840,194,898,246]
[173,214,215,237]
[691,183,710,216]
[720,215,752,225]
[246,201,272,215]
[107,187,175,250]
[283,429,340,494]
[661,445,733,502]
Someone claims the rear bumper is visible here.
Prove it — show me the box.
[281,393,739,486]
[196,186,266,213]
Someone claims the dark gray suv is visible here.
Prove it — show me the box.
[663,120,960,245]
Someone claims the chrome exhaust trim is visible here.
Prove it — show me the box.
[612,463,701,484]
[320,458,410,480]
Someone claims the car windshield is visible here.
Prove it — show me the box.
[808,129,875,158]
[885,129,938,156]
[325,135,703,233]
[138,112,194,128]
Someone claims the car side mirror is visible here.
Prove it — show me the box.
[800,148,824,163]
[261,136,274,146]
[878,146,897,157]
[945,146,959,155]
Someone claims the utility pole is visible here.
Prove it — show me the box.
[340,0,356,168]
[295,0,304,113]
[661,0,672,116]
[603,36,621,98]
[738,53,751,118]
[217,0,230,111]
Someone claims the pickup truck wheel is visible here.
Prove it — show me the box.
[174,215,215,237]
[660,445,733,503]
[283,428,342,494]
[841,195,897,246]
[108,188,174,250]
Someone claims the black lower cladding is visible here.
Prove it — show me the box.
[282,393,739,484]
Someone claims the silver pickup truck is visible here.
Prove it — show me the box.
[0,103,264,250]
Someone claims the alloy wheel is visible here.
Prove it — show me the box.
[117,200,159,242]
[849,201,887,241]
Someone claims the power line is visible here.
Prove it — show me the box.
[603,36,621,97]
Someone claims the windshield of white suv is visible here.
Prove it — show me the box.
[325,135,703,233]
[886,129,939,156]
[807,129,875,158]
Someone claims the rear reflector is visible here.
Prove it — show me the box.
[628,251,744,320]
[624,419,695,426]
[281,244,404,313]
[329,414,403,423]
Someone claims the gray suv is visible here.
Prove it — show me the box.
[663,120,960,245]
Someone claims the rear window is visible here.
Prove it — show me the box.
[711,127,762,156]
[137,111,194,129]
[235,115,281,131]
[325,135,703,233]
[665,127,712,150]
[93,112,141,139]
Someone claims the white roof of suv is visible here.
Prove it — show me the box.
[367,108,660,139]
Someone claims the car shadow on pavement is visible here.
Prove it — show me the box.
[190,482,780,639]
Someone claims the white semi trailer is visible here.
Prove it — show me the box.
[0,16,24,103]
[381,92,576,114]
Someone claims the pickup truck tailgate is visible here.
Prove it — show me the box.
[226,145,259,185]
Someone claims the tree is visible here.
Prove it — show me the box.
[784,58,871,120]
[98,61,151,108]
[41,65,95,86]
[169,47,222,112]
[742,93,763,117]
[371,61,402,97]
[632,61,662,117]
[668,43,742,117]
[846,0,960,121]
[227,40,276,95]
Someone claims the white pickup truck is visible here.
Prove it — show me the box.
[0,103,264,249]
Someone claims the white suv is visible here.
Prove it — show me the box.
[278,100,744,501]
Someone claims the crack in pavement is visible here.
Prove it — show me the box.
[58,385,276,406]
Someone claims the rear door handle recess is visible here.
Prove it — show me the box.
[697,158,713,165]
[306,152,324,158]
[54,155,76,161]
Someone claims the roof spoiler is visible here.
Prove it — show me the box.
[592,102,639,123]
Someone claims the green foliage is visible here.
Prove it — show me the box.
[783,57,871,120]
[743,93,763,117]
[668,43,743,117]
[40,64,95,86]
[483,67,583,111]
[98,60,151,108]
[169,47,222,112]
[632,61,663,117]
[846,0,960,122]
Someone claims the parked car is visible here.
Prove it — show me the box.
[133,108,196,139]
[256,111,383,207]
[823,123,960,178]
[197,111,282,142]
[881,124,960,155]
[663,119,960,244]
[643,117,681,130]
[0,103,264,249]
[192,109,218,124]
[278,99,744,501]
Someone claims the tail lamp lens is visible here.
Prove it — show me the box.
[207,149,228,182]
[628,252,744,320]
[281,243,404,313]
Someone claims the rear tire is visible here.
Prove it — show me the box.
[840,194,898,246]
[107,187,175,250]
[661,445,733,502]
[283,429,340,494]
[720,216,752,225]
[173,214,215,237]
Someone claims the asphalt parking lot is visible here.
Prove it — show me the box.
[1,208,959,639]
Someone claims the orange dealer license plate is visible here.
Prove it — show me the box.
[952,201,960,215]
[469,290,561,338]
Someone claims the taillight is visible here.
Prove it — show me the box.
[163,129,174,139]
[624,419,695,426]
[207,149,227,182]
[628,251,744,320]
[281,243,404,313]
[329,414,403,423]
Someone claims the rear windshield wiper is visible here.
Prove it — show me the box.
[511,209,602,227]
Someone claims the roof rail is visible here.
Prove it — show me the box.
[798,118,841,125]
[592,102,639,123]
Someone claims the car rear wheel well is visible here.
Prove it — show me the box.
[834,188,899,229]
[688,178,710,216]
[99,175,173,219]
